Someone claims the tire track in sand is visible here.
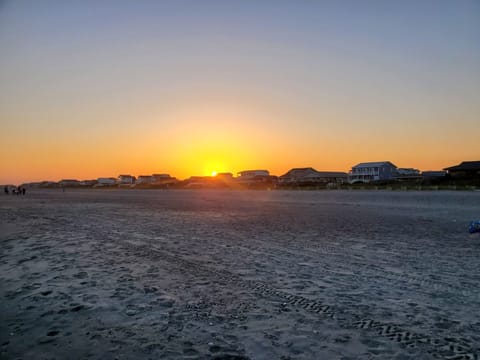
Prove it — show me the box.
[116,238,478,360]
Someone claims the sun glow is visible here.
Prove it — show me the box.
[211,171,217,177]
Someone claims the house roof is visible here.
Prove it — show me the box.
[238,169,270,176]
[280,167,318,178]
[352,161,397,168]
[443,161,480,171]
[187,176,211,181]
[280,168,347,179]
[238,169,269,173]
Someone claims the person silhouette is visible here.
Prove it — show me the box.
[4,186,8,195]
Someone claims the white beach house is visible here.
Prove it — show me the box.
[136,175,154,184]
[97,177,117,186]
[237,170,270,179]
[349,161,397,183]
[118,175,136,185]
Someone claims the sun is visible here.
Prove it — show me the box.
[204,160,226,177]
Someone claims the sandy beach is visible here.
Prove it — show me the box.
[1,189,479,359]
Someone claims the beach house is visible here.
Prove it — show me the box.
[183,176,213,188]
[237,170,270,179]
[136,175,154,184]
[215,172,234,181]
[97,177,117,186]
[421,171,446,179]
[349,161,397,183]
[152,174,177,185]
[118,175,136,185]
[279,168,348,185]
[395,168,422,181]
[444,161,480,178]
[58,179,81,187]
[79,180,98,186]
[236,170,276,187]
[236,170,271,183]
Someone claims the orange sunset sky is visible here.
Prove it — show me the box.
[1,1,479,184]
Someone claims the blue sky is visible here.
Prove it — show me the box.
[0,0,479,182]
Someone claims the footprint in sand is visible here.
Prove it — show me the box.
[183,347,199,356]
[38,330,60,344]
[142,343,164,354]
[73,271,88,279]
[70,304,85,312]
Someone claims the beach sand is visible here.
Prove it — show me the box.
[1,189,479,359]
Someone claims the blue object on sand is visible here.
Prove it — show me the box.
[469,221,480,234]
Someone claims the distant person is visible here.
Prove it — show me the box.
[22,187,26,195]
[4,186,8,195]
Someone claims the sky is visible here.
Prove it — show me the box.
[1,0,479,183]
